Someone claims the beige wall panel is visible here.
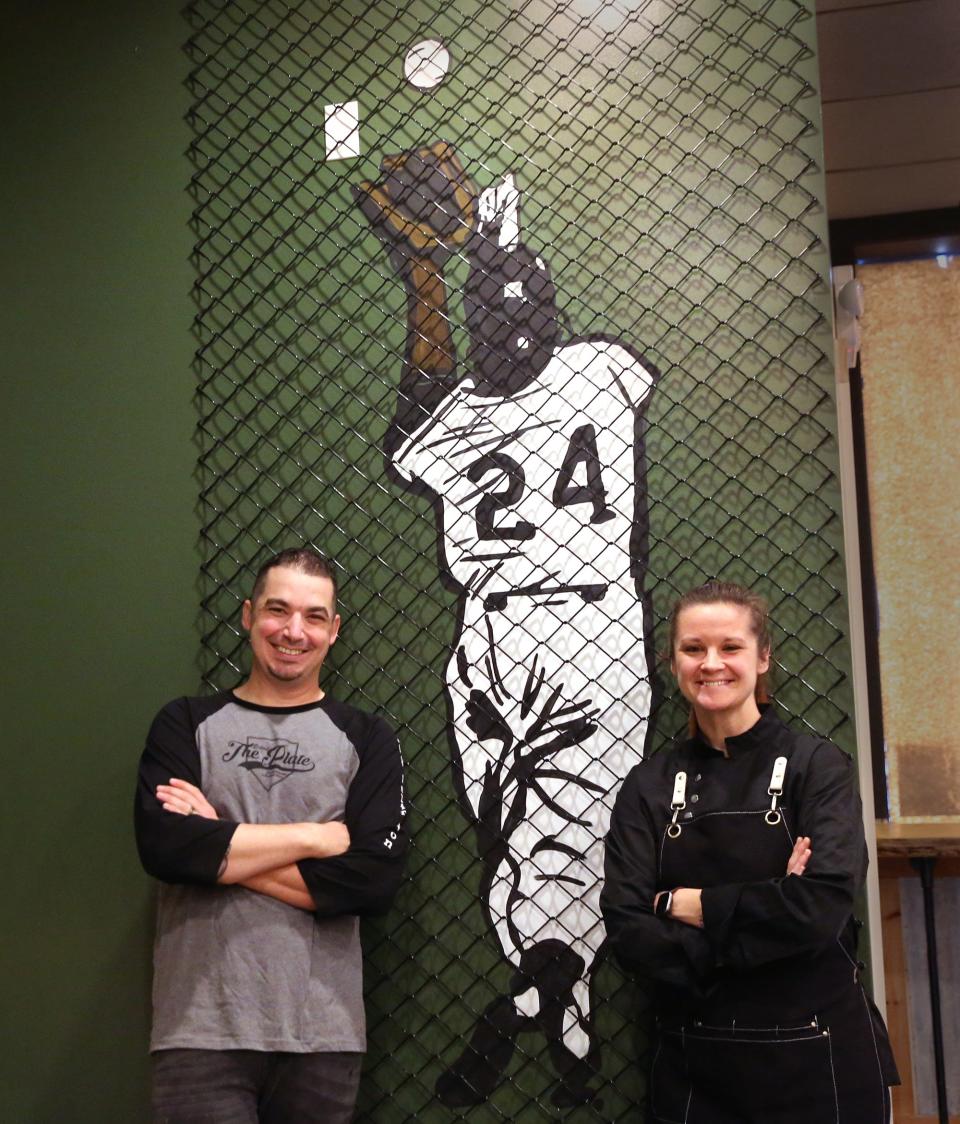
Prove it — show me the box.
[822,89,960,171]
[858,258,960,820]
[817,0,960,102]
[817,0,911,12]
[827,160,960,219]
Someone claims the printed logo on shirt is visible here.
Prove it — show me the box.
[222,737,315,792]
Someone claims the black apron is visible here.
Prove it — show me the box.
[648,780,893,1124]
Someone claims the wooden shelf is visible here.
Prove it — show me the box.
[876,820,960,859]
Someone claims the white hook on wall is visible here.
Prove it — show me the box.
[832,265,864,369]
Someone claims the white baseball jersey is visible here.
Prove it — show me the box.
[391,338,654,605]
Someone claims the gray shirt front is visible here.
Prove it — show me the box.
[136,692,406,1054]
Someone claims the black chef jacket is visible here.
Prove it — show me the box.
[601,706,898,1122]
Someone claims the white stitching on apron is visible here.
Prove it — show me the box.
[689,1018,819,1034]
[677,809,778,820]
[649,1036,671,1122]
[858,985,889,1123]
[662,1024,841,1122]
[836,936,857,969]
[649,1031,692,1124]
[679,1031,833,1045]
[825,1026,840,1123]
[681,1026,691,1124]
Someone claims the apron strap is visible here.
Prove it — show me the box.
[667,770,687,838]
[765,755,788,825]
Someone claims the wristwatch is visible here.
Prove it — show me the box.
[655,890,673,918]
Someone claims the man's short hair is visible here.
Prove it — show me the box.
[250,546,338,606]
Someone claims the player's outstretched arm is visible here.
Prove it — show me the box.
[355,142,477,453]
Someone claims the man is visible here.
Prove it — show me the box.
[135,547,406,1123]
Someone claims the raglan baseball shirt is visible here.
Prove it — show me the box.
[135,691,406,1054]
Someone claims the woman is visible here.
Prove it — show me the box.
[600,580,898,1123]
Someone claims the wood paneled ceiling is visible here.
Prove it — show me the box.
[816,0,960,218]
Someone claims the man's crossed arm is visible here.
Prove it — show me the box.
[156,778,348,910]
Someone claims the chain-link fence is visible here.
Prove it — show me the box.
[185,0,849,1118]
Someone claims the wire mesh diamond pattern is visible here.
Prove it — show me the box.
[185,1,849,1119]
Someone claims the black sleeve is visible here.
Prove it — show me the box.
[699,740,867,968]
[601,763,715,990]
[134,697,238,885]
[297,714,407,918]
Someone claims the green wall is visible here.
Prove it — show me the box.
[0,3,195,1119]
[0,2,860,1120]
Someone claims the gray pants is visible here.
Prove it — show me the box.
[151,1048,362,1124]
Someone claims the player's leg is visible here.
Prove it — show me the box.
[444,607,531,832]
[452,619,605,1099]
[435,618,530,1106]
[510,939,603,1106]
[434,994,527,1107]
[483,595,646,1085]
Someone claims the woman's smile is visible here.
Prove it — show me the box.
[671,601,770,736]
